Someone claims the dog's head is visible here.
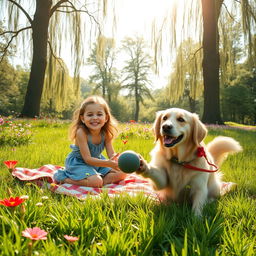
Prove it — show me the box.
[153,108,207,149]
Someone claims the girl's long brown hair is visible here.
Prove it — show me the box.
[69,96,118,141]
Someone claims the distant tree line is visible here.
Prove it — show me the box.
[1,35,256,124]
[1,0,255,124]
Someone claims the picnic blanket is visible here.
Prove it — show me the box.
[12,165,159,200]
[12,164,236,200]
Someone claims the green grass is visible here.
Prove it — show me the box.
[0,121,255,255]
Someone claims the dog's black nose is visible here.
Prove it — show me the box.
[162,124,173,133]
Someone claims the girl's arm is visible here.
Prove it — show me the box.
[105,134,116,159]
[76,128,118,169]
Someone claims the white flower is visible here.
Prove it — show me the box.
[36,202,43,207]
[20,195,29,200]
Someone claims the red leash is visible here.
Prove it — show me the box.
[171,147,219,173]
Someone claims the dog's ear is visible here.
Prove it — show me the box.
[192,114,207,146]
[153,111,164,142]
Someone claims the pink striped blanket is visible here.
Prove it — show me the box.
[12,165,236,200]
[12,165,158,200]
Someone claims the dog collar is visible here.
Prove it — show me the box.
[171,147,219,173]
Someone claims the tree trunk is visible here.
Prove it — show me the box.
[201,0,223,124]
[21,0,52,117]
[134,84,139,121]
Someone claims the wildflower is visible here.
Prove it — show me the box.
[3,160,18,170]
[122,140,128,144]
[64,235,79,243]
[0,196,24,207]
[22,227,48,241]
[35,202,43,207]
[20,195,29,200]
[130,120,136,123]
[41,196,49,200]
[0,118,4,125]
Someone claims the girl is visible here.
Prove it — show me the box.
[54,96,127,187]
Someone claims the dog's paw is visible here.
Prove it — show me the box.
[136,154,149,174]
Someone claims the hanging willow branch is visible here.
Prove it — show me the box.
[0,26,31,62]
[0,0,108,114]
[150,0,256,103]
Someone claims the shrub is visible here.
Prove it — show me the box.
[0,116,32,146]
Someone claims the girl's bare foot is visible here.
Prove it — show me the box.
[63,175,103,188]
[103,171,127,185]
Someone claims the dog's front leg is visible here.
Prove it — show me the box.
[137,156,168,190]
[190,177,208,216]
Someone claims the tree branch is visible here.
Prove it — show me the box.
[50,0,68,17]
[222,2,238,22]
[7,0,33,24]
[0,26,32,63]
[47,40,65,71]
[51,1,101,29]
[234,0,256,23]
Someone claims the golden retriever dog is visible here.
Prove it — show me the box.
[137,108,242,216]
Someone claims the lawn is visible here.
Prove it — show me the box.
[0,118,255,255]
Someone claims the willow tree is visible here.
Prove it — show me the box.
[152,0,256,124]
[168,38,203,112]
[121,37,154,122]
[87,36,120,103]
[0,0,104,117]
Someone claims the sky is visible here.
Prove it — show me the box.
[6,0,182,89]
[84,0,179,89]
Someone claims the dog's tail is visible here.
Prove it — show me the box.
[207,136,242,166]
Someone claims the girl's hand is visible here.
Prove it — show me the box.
[111,153,120,162]
[108,159,120,171]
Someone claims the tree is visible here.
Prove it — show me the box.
[0,0,103,117]
[201,0,223,123]
[222,67,256,124]
[152,0,256,124]
[167,38,203,112]
[87,36,120,103]
[121,37,154,121]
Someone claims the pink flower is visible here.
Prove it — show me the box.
[64,235,79,243]
[3,160,18,170]
[0,118,4,125]
[22,227,48,241]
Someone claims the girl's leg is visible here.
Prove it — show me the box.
[63,174,103,188]
[103,170,127,185]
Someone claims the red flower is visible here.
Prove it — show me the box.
[197,147,206,157]
[64,235,79,243]
[3,160,18,170]
[22,227,48,240]
[122,140,128,144]
[0,196,25,207]
[129,120,136,123]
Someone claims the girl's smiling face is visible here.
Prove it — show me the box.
[80,103,108,132]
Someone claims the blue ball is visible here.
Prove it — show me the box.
[118,150,140,173]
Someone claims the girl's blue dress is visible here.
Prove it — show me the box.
[54,133,111,182]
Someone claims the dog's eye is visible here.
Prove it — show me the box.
[177,117,185,122]
[163,116,168,121]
